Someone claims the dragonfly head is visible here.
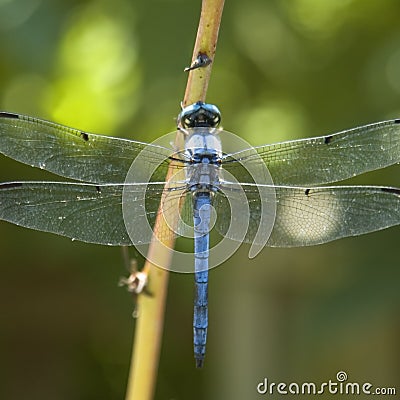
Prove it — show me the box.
[178,101,221,129]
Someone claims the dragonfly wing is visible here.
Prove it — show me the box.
[0,112,175,183]
[213,182,275,247]
[215,183,400,247]
[125,181,193,245]
[223,119,400,185]
[0,181,183,245]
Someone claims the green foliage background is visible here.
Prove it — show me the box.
[0,0,399,399]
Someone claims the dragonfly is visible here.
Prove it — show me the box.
[1,102,400,367]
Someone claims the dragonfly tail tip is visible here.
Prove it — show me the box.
[195,358,204,368]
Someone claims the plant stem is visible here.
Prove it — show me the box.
[125,1,225,399]
[184,0,225,105]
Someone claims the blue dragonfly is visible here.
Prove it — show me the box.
[1,102,400,367]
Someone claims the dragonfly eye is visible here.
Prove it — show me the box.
[178,101,221,129]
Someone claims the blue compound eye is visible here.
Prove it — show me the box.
[178,101,221,128]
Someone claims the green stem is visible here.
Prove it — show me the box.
[125,1,225,399]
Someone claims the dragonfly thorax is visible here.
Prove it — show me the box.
[184,130,222,194]
[184,129,222,160]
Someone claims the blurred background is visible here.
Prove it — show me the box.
[0,0,399,399]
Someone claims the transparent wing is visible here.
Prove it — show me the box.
[0,181,193,245]
[223,119,400,185]
[215,184,400,247]
[0,112,177,183]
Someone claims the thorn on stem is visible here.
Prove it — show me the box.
[119,271,148,294]
[184,53,212,71]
